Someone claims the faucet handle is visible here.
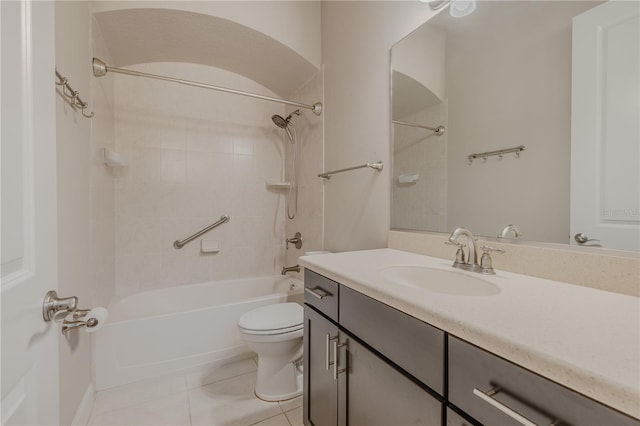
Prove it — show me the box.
[444,241,463,247]
[481,245,505,254]
[445,241,466,264]
[479,245,505,274]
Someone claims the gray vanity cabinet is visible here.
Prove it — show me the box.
[303,306,343,426]
[448,336,640,426]
[343,334,442,425]
[303,269,640,426]
[303,270,443,426]
[445,408,474,426]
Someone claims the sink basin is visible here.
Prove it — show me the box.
[379,266,500,296]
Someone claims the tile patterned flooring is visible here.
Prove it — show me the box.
[89,358,302,426]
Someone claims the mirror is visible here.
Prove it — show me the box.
[391,0,639,251]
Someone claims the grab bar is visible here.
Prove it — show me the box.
[173,215,230,249]
[318,161,383,179]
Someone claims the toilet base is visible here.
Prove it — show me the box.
[254,358,303,402]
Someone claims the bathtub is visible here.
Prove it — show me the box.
[94,276,304,390]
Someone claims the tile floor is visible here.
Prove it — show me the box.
[88,358,303,426]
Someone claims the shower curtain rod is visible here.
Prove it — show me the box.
[92,58,322,116]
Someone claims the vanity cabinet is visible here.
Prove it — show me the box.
[448,336,640,426]
[303,267,640,426]
[303,270,444,426]
[304,306,341,426]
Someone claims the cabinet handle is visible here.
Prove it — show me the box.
[305,287,330,300]
[326,334,338,371]
[473,387,560,426]
[332,340,346,380]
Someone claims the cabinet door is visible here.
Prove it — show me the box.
[342,334,443,426]
[340,286,445,395]
[446,408,475,426]
[304,306,339,426]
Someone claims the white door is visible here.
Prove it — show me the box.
[1,1,59,424]
[570,1,640,252]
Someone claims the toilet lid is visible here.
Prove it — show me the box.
[239,303,303,332]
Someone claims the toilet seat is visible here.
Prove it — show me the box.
[239,303,303,336]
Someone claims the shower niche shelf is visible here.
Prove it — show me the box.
[265,181,291,190]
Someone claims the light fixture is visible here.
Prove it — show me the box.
[428,0,476,18]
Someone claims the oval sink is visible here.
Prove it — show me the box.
[379,266,500,296]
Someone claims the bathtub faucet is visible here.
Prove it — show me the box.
[281,264,300,275]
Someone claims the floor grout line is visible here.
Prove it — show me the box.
[246,411,288,426]
[88,360,302,426]
[284,409,294,426]
[185,376,193,426]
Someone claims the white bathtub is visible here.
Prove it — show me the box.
[94,276,304,390]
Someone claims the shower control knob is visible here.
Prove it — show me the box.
[286,232,303,250]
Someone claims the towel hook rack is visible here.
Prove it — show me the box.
[468,145,525,165]
[55,69,94,118]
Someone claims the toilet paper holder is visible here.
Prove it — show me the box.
[43,290,106,335]
[61,309,100,335]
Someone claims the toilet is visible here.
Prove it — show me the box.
[238,302,304,401]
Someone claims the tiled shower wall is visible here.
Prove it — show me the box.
[284,71,325,272]
[392,101,447,232]
[91,18,116,308]
[113,62,288,296]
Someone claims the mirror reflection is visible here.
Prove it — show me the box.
[391,0,639,251]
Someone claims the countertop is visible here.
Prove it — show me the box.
[299,248,640,419]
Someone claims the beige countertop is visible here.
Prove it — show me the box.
[299,248,640,419]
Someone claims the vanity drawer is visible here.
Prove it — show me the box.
[303,269,339,322]
[339,285,445,395]
[448,336,640,426]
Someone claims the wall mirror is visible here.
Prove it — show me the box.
[390,0,639,252]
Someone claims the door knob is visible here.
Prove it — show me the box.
[42,290,78,321]
[574,233,600,244]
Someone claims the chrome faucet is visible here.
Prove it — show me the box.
[448,228,480,271]
[446,228,505,274]
[281,264,300,275]
[498,224,521,239]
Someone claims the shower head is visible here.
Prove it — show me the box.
[271,110,300,143]
[271,114,290,129]
[271,109,301,129]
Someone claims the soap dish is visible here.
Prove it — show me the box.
[265,181,291,190]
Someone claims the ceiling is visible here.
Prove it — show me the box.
[94,8,319,98]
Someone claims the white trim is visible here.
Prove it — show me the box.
[71,384,94,426]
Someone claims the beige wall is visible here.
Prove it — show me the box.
[56,3,117,423]
[445,2,590,243]
[91,15,116,311]
[55,2,93,424]
[321,1,435,252]
[113,62,288,295]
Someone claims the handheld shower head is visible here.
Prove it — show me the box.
[272,110,300,143]
[271,109,302,220]
[271,109,301,129]
[271,114,289,129]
